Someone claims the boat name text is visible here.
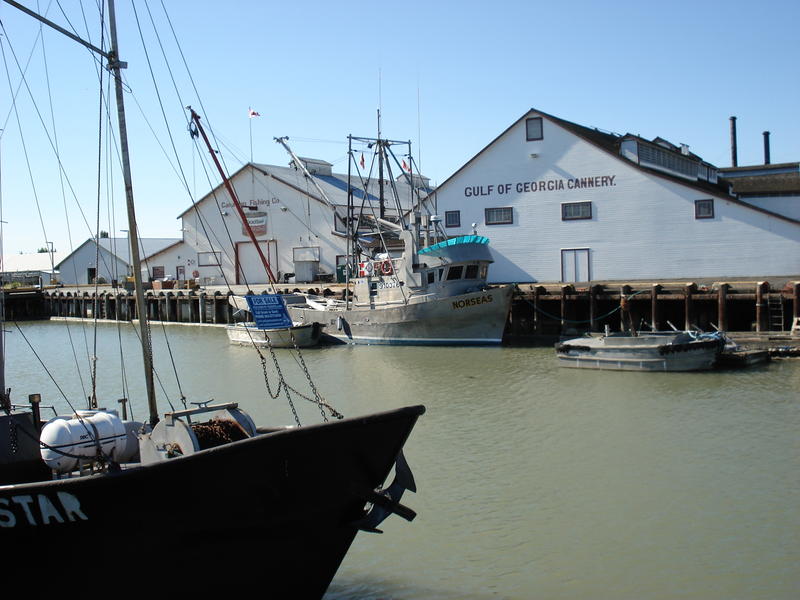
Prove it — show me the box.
[0,492,88,527]
[452,294,493,309]
[464,175,616,197]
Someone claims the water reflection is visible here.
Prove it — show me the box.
[7,322,799,599]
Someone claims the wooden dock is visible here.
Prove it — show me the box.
[3,280,799,349]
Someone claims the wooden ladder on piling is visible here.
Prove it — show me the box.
[767,294,785,331]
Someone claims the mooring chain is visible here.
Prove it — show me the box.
[290,337,337,422]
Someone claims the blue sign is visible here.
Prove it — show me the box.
[244,294,293,330]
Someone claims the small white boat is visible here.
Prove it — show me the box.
[556,331,724,372]
[227,295,323,347]
[226,321,324,348]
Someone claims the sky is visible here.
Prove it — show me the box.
[1,0,798,256]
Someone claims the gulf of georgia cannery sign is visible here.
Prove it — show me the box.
[464,175,617,197]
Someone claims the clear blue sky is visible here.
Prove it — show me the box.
[1,0,798,255]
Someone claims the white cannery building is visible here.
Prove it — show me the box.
[146,156,430,286]
[423,108,800,284]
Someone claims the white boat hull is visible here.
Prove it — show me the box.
[556,332,723,372]
[226,322,323,348]
[288,286,513,345]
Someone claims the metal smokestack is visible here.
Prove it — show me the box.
[763,131,771,165]
[729,116,738,167]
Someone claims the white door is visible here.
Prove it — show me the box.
[561,248,591,283]
[237,240,277,285]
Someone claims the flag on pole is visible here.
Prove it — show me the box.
[402,159,409,171]
[359,153,365,168]
[248,108,261,118]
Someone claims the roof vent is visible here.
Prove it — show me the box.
[296,157,333,176]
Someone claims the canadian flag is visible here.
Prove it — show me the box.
[359,153,365,168]
[402,159,409,171]
[248,108,260,118]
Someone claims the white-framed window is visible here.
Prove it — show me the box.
[562,201,592,221]
[198,251,222,267]
[695,199,714,219]
[445,210,461,228]
[526,117,543,141]
[485,207,513,225]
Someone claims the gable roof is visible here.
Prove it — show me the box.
[54,237,181,269]
[176,161,434,220]
[426,107,800,226]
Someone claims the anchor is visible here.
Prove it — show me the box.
[351,451,417,533]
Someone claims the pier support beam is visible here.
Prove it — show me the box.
[589,285,598,332]
[717,283,729,332]
[755,281,768,332]
[792,281,800,325]
[651,284,661,331]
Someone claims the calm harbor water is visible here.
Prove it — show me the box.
[6,320,799,599]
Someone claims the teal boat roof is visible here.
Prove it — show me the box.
[418,235,490,255]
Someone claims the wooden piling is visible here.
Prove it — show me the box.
[717,283,729,332]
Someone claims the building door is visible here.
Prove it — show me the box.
[236,240,278,285]
[561,248,591,283]
[87,267,97,284]
[176,265,185,280]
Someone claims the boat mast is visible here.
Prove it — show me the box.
[2,0,159,424]
[189,108,276,285]
[107,0,158,426]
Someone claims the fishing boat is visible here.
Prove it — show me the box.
[0,2,423,595]
[555,330,725,371]
[284,134,513,345]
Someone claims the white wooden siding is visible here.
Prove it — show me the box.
[430,113,800,283]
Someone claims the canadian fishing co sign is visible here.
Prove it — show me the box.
[464,174,617,197]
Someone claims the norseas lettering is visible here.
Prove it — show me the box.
[452,294,493,309]
[0,492,88,527]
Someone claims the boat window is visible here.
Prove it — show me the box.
[480,265,488,279]
[427,271,435,284]
[446,266,463,280]
[438,268,444,281]
[464,264,479,279]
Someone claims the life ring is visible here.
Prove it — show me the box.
[381,259,393,275]
[359,261,374,277]
[191,270,200,279]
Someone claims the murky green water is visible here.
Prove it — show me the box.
[6,320,799,599]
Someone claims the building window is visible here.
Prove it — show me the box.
[638,143,698,179]
[151,266,165,279]
[445,210,461,228]
[562,201,592,221]
[526,117,543,141]
[485,207,513,225]
[198,251,222,266]
[695,199,714,219]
